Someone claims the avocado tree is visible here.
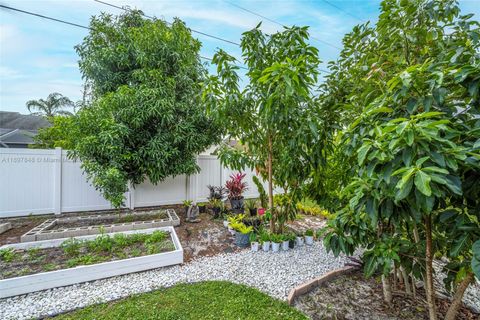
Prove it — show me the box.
[72,11,220,207]
[320,1,479,319]
[203,24,330,232]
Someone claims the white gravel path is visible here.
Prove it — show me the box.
[0,242,349,320]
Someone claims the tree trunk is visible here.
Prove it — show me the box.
[400,266,412,294]
[425,215,437,320]
[382,274,393,304]
[412,274,416,298]
[267,135,275,233]
[445,272,474,320]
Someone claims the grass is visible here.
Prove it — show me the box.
[55,281,307,320]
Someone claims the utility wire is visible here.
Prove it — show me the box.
[320,0,363,22]
[225,1,342,50]
[0,4,90,30]
[98,0,332,74]
[0,4,248,70]
[94,0,240,46]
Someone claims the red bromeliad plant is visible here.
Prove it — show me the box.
[225,172,248,200]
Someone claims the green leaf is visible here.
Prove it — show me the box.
[450,234,469,258]
[415,157,429,167]
[402,148,413,166]
[414,170,432,196]
[473,240,480,260]
[357,144,371,166]
[423,166,449,174]
[395,176,413,201]
[472,256,480,280]
[445,175,462,195]
[405,129,414,146]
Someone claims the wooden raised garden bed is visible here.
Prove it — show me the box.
[0,226,183,298]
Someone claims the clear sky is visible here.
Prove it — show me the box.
[1,0,479,114]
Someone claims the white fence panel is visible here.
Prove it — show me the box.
[195,156,223,202]
[0,148,278,218]
[0,149,56,217]
[133,176,187,207]
[60,151,112,213]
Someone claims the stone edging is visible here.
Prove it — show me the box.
[287,265,359,305]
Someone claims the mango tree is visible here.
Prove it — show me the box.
[203,24,331,232]
[72,11,220,207]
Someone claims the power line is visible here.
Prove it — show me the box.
[95,0,331,73]
[0,4,248,70]
[94,0,240,46]
[320,0,363,22]
[225,1,342,50]
[0,4,90,30]
[0,3,327,74]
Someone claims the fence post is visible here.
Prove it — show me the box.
[53,147,62,215]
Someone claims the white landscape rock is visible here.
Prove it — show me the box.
[0,242,348,320]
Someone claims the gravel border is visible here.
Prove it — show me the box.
[0,242,349,320]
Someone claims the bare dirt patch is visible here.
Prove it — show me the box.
[294,271,479,320]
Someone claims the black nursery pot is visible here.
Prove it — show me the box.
[199,205,206,213]
[289,239,295,249]
[249,208,257,216]
[230,197,244,210]
[212,207,221,218]
[184,207,189,216]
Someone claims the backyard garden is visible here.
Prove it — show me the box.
[0,0,480,319]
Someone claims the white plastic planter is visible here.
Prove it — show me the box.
[296,236,304,246]
[251,241,259,252]
[0,226,183,299]
[262,241,271,252]
[305,235,314,245]
[271,242,280,252]
[282,240,289,251]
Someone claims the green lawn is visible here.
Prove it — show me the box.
[56,281,307,320]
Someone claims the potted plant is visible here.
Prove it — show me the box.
[296,232,304,246]
[304,229,314,245]
[198,202,207,213]
[209,198,222,218]
[287,233,296,249]
[207,185,227,202]
[281,234,289,251]
[225,172,248,213]
[182,200,192,216]
[250,233,259,252]
[245,199,257,216]
[230,221,253,248]
[271,234,281,253]
[260,231,270,252]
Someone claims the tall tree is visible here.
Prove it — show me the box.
[203,24,330,232]
[72,11,220,207]
[26,93,74,117]
[320,1,479,319]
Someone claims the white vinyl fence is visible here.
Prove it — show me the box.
[0,148,275,218]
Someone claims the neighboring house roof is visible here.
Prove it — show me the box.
[0,111,50,130]
[0,111,50,148]
[0,128,37,147]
